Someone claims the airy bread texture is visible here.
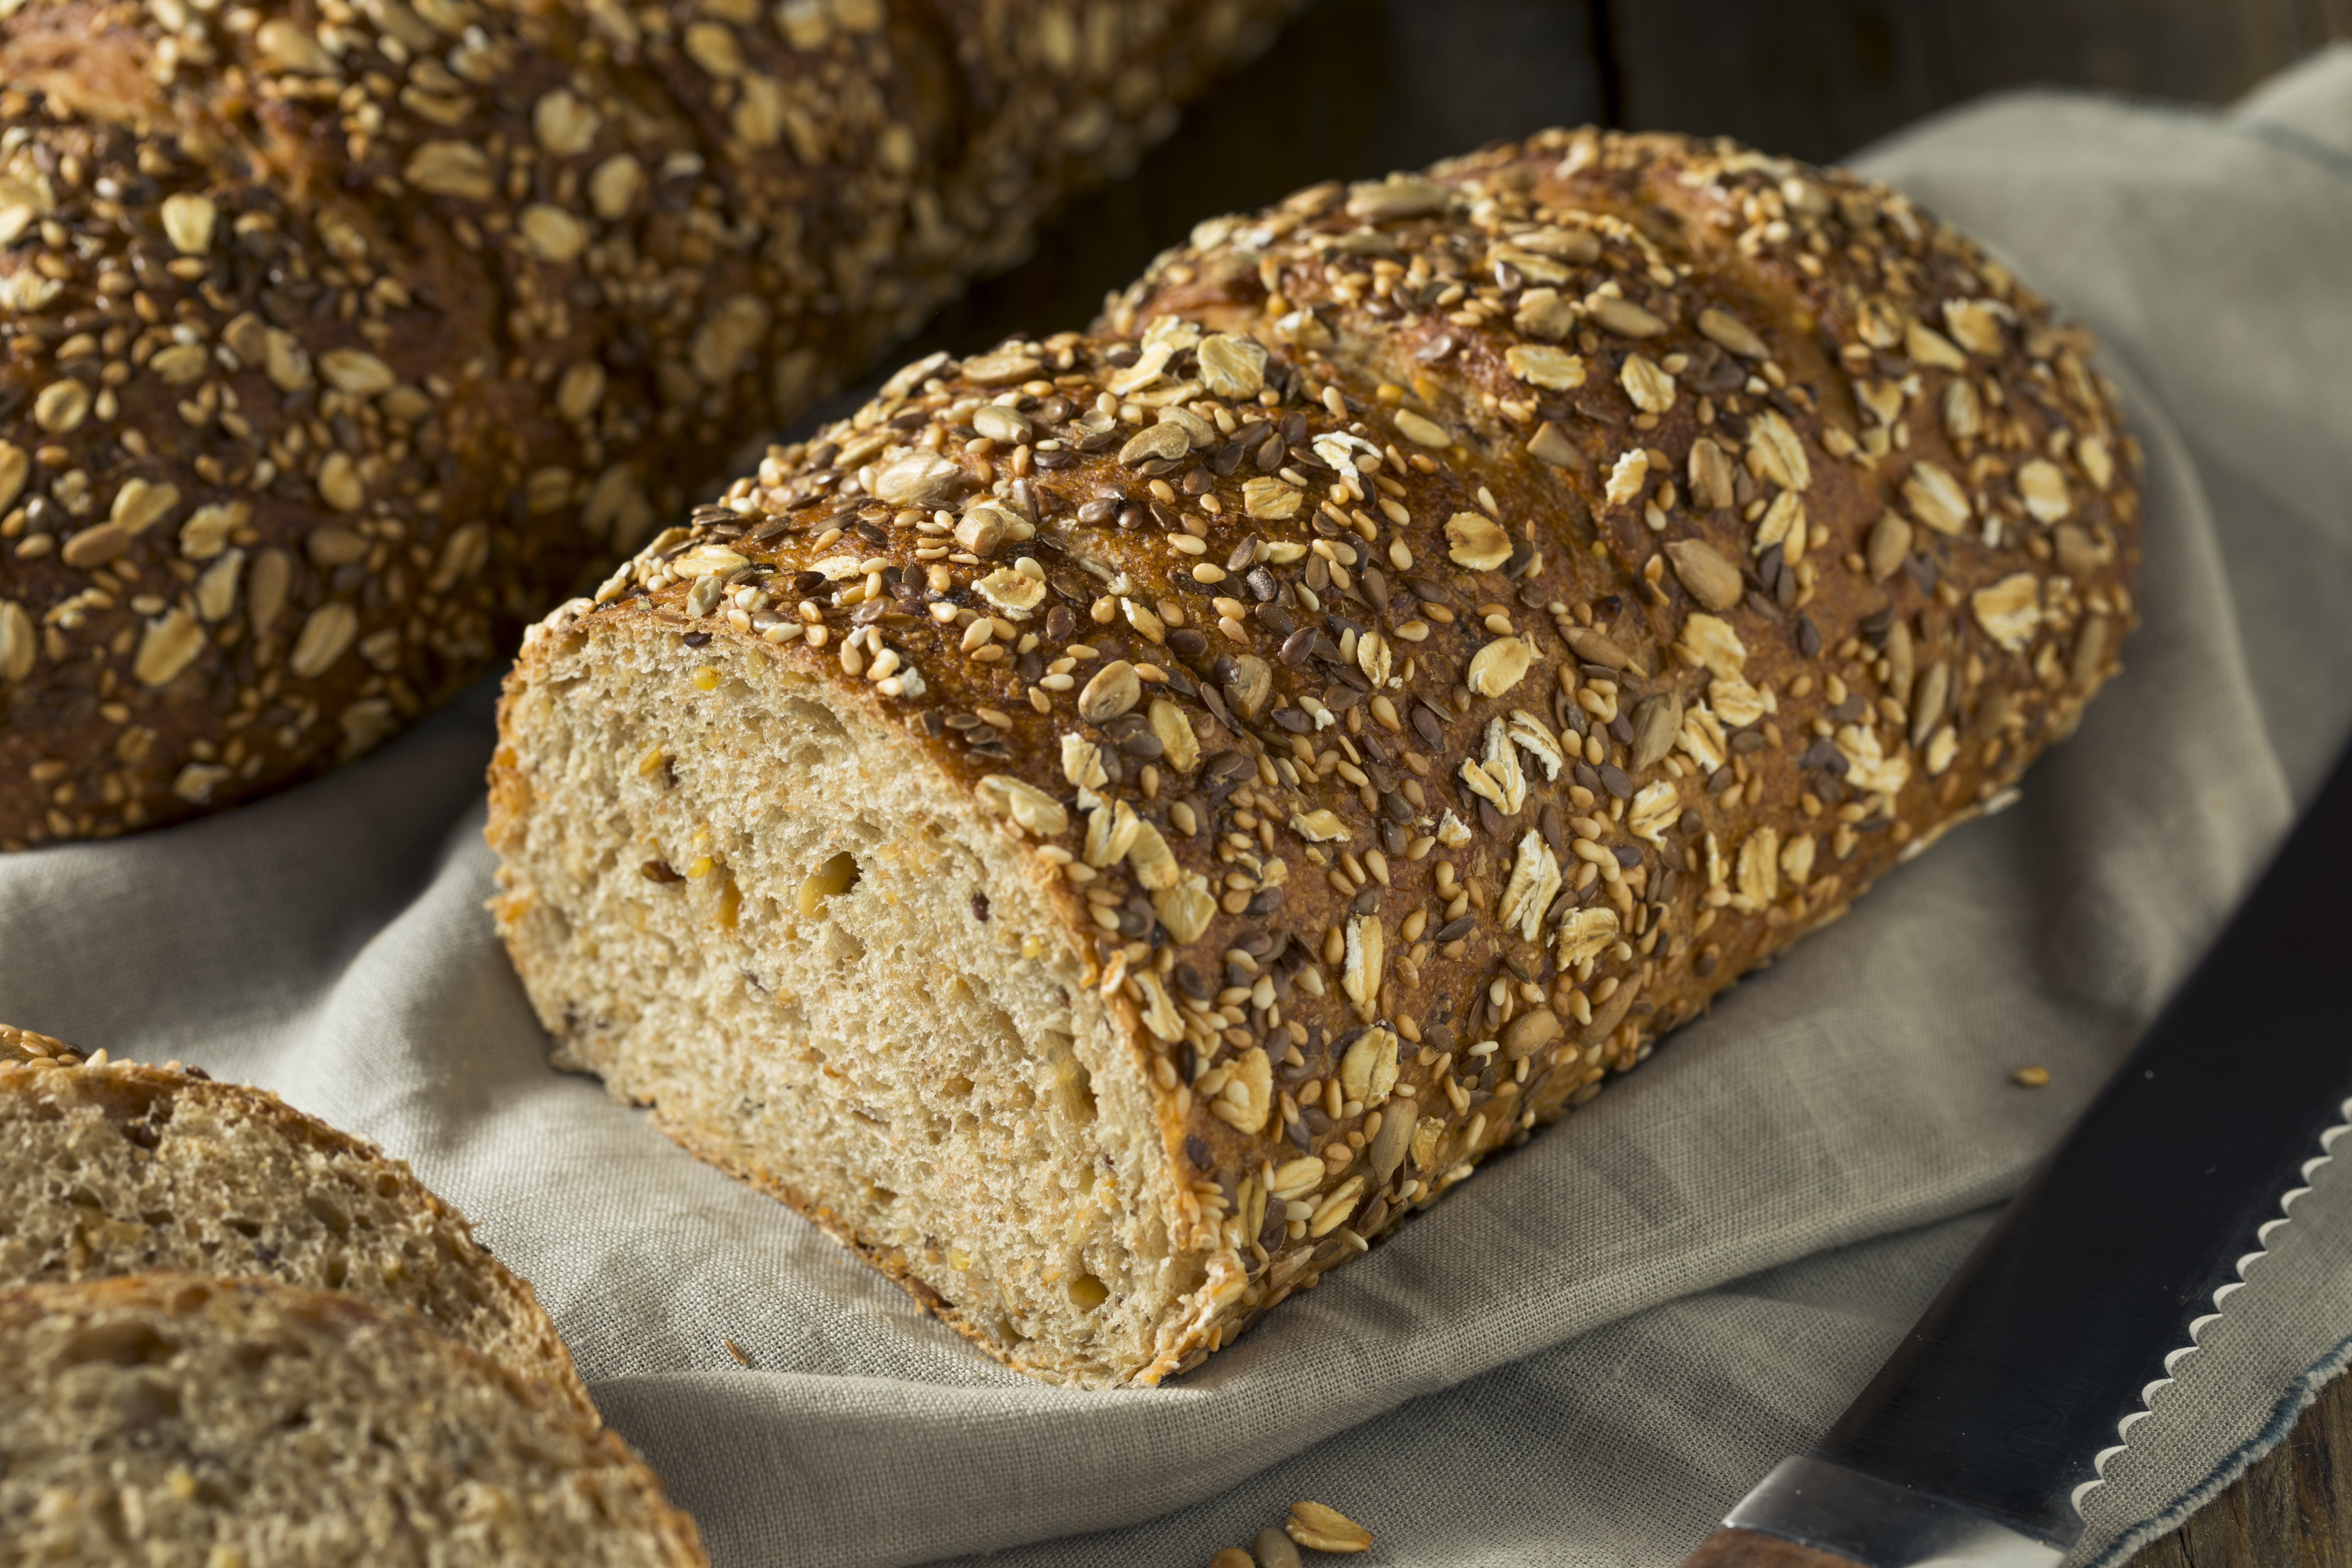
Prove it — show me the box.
[496,620,1196,1377]
[0,0,1294,851]
[0,1023,591,1418]
[490,130,2142,1386]
[0,1273,705,1566]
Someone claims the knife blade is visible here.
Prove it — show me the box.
[1679,740,2352,1568]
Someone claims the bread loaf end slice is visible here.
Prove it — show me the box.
[492,632,1214,1386]
[0,1274,705,1566]
[0,1025,592,1419]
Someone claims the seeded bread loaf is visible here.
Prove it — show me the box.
[486,129,2141,1387]
[0,0,1295,852]
[0,1023,592,1417]
[0,1273,705,1565]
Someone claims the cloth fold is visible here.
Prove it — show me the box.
[6,47,2352,1568]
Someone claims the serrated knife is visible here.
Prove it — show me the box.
[1679,742,2352,1568]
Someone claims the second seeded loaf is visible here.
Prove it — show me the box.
[0,1023,592,1418]
[487,130,2141,1387]
[0,0,1295,850]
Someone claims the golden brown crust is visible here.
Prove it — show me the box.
[0,1022,594,1416]
[495,127,2140,1379]
[0,0,1295,850]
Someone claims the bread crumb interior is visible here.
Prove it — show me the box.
[496,624,1200,1385]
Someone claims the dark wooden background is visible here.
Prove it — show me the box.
[876,2,2352,1561]
[889,0,2352,369]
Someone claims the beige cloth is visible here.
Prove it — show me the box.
[6,47,2352,1567]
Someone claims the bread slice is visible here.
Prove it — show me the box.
[489,130,2140,1386]
[0,1023,591,1419]
[0,1274,705,1566]
[495,628,1193,1384]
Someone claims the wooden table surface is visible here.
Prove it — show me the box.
[858,2,2352,1559]
[2130,1369,2352,1566]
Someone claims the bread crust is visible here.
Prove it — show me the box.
[492,129,2140,1382]
[0,0,1294,850]
[0,1022,593,1417]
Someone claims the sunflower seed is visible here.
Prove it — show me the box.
[1252,1525,1304,1568]
[1628,692,1682,770]
[1078,659,1142,722]
[1664,538,1741,611]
